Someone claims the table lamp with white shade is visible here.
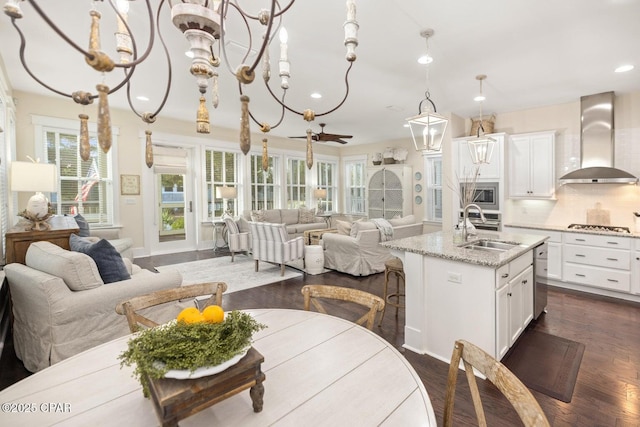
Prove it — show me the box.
[216,186,237,217]
[313,188,327,213]
[10,160,58,230]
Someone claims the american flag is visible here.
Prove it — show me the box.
[75,159,100,202]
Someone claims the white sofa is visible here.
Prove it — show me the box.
[4,241,183,372]
[239,208,328,238]
[322,216,423,276]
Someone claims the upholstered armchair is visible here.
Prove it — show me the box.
[249,221,305,276]
[223,216,250,262]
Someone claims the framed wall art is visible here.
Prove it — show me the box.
[120,174,140,195]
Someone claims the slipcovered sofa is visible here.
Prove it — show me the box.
[322,215,423,276]
[4,241,183,372]
[239,208,328,238]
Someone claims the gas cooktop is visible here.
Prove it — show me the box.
[567,224,631,234]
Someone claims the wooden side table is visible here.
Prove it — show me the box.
[146,347,265,427]
[4,216,79,264]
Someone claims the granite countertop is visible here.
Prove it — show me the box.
[505,223,640,239]
[381,230,548,268]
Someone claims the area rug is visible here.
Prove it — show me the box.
[155,256,302,294]
[502,329,585,403]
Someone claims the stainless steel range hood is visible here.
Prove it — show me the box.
[559,91,638,184]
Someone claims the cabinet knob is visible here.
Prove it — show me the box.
[507,292,512,297]
[522,279,528,284]
[501,273,509,278]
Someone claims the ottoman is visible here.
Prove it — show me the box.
[304,245,325,275]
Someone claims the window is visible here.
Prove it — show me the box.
[424,154,443,222]
[344,156,366,215]
[205,149,239,218]
[316,160,337,212]
[286,158,307,208]
[39,121,115,226]
[250,153,280,210]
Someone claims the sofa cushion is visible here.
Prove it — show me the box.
[25,241,104,291]
[71,237,131,284]
[281,209,300,225]
[350,220,377,237]
[298,207,316,224]
[262,209,282,223]
[389,214,416,226]
[250,209,266,222]
[237,216,250,233]
[73,213,91,237]
[336,220,352,235]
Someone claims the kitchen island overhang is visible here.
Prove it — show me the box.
[381,231,548,363]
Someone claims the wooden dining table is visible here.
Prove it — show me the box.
[0,308,436,426]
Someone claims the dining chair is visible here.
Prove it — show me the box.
[301,284,385,330]
[443,339,550,427]
[115,282,228,332]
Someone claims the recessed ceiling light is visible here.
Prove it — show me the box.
[403,123,410,128]
[136,96,149,102]
[310,92,322,99]
[418,55,433,65]
[473,95,486,102]
[615,64,634,73]
[185,51,194,59]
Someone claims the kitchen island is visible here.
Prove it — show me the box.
[381,230,547,362]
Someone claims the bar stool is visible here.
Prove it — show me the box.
[379,257,405,326]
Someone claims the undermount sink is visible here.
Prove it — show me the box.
[459,239,519,252]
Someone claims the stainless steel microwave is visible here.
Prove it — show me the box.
[459,181,500,211]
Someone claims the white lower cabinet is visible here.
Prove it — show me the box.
[562,233,632,293]
[496,254,533,359]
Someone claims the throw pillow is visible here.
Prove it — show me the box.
[336,219,352,235]
[73,238,131,284]
[389,214,416,227]
[250,209,266,222]
[69,233,94,252]
[236,216,250,233]
[350,220,377,237]
[74,213,91,237]
[25,241,103,291]
[299,207,316,224]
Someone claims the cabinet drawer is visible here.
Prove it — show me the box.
[510,251,533,276]
[496,264,510,288]
[563,233,631,249]
[563,245,630,270]
[563,263,631,292]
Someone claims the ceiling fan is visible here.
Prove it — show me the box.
[289,123,353,144]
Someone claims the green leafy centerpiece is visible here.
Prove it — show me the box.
[119,310,266,397]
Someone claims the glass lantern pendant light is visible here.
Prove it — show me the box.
[467,74,496,164]
[406,29,448,152]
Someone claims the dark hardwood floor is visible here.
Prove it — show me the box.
[2,249,639,426]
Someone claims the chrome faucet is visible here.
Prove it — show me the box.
[462,203,486,241]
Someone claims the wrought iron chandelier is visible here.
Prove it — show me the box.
[3,0,359,168]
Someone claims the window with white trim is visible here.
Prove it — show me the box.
[286,158,307,209]
[205,149,239,219]
[250,153,280,210]
[316,160,337,212]
[344,157,366,215]
[42,124,114,225]
[424,153,443,222]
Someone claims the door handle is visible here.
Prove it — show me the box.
[189,201,193,213]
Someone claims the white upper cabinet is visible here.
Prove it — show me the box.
[455,133,505,181]
[507,131,556,199]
